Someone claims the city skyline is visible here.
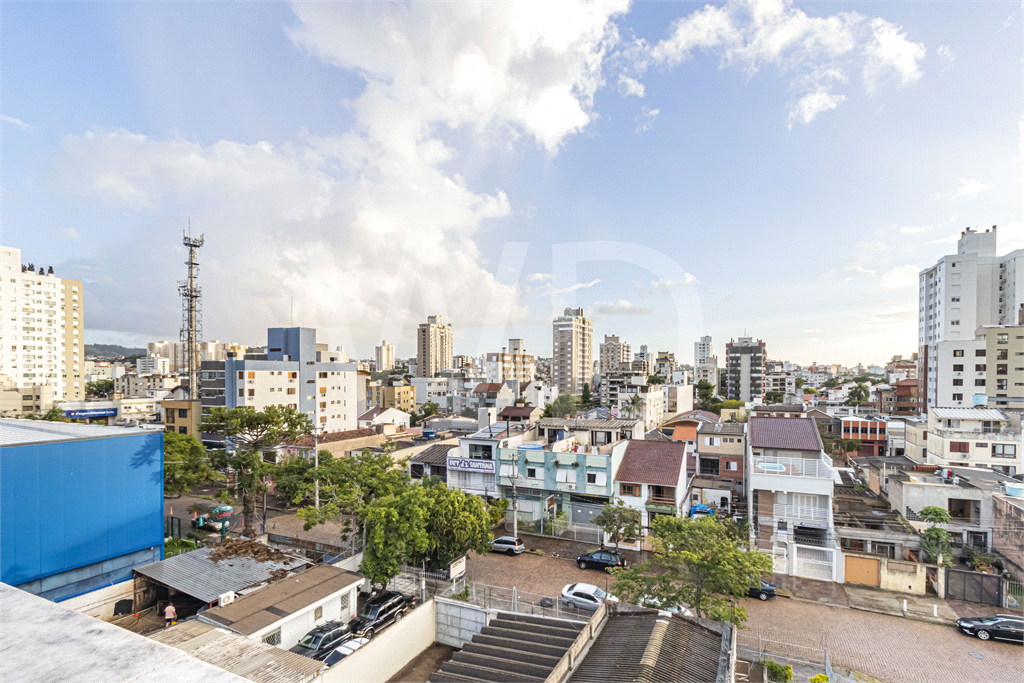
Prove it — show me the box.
[2,2,1020,366]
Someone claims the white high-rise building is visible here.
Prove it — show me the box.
[417,315,453,378]
[0,246,85,401]
[599,335,631,375]
[485,339,535,384]
[136,355,171,375]
[695,335,713,368]
[375,340,395,372]
[552,308,592,396]
[919,227,1024,409]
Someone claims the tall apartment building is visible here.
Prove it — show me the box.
[147,340,248,372]
[0,246,84,400]
[552,308,592,395]
[634,345,651,363]
[695,356,718,388]
[136,355,170,375]
[655,351,677,378]
[485,339,535,384]
[599,335,630,375]
[416,315,453,378]
[725,337,766,403]
[695,335,713,368]
[919,227,1024,410]
[375,340,395,372]
[976,325,1024,410]
[366,381,415,412]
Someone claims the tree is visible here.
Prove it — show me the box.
[203,406,312,537]
[710,400,744,415]
[164,431,222,498]
[918,506,953,567]
[459,406,477,418]
[593,500,641,547]
[542,403,554,418]
[845,382,870,406]
[612,515,772,625]
[626,394,646,420]
[646,375,665,385]
[549,392,580,417]
[86,379,115,398]
[420,401,440,418]
[41,407,69,421]
[695,380,716,407]
[794,378,805,390]
[765,391,784,405]
[580,382,593,409]
[803,387,817,395]
[823,377,841,388]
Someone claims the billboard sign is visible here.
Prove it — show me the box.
[446,457,496,473]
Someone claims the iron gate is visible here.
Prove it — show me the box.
[945,568,1003,606]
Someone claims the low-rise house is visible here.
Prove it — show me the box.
[409,442,458,482]
[840,416,888,457]
[751,404,807,419]
[471,382,515,414]
[688,422,746,517]
[537,417,643,448]
[445,421,533,498]
[357,406,411,429]
[497,404,543,424]
[992,490,1024,579]
[908,407,1021,475]
[875,378,921,416]
[612,440,688,544]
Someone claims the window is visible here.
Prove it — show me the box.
[976,443,988,448]
[953,364,963,371]
[287,387,296,395]
[993,444,1017,457]
[263,630,282,646]
[952,393,963,401]
[178,409,188,418]
[951,320,960,326]
[725,461,738,471]
[976,349,986,357]
[248,389,256,397]
[997,379,1008,390]
[975,364,986,371]
[949,442,969,453]
[526,467,537,479]
[620,483,640,497]
[953,349,964,357]
[178,426,188,434]
[997,364,1008,375]
[952,379,963,386]
[340,593,351,613]
[997,349,1008,360]
[289,372,298,379]
[238,371,244,379]
[951,297,960,302]
[975,379,986,387]
[586,472,597,484]
[247,371,255,379]
[314,605,323,620]
[997,333,1008,344]
[238,388,244,397]
[166,412,175,423]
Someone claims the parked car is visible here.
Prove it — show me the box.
[956,615,1024,643]
[561,583,619,611]
[689,503,713,519]
[491,536,525,555]
[350,591,418,639]
[748,580,777,601]
[322,637,370,667]
[577,549,627,572]
[290,621,356,660]
[638,595,694,617]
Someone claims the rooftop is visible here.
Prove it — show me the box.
[698,422,746,436]
[664,410,720,424]
[200,565,363,636]
[539,417,642,430]
[498,405,541,419]
[357,406,386,421]
[894,466,1019,491]
[289,427,377,448]
[748,416,823,452]
[615,440,687,486]
[928,407,1009,421]
[644,428,673,442]
[0,418,162,447]
[753,404,806,413]
[410,442,459,465]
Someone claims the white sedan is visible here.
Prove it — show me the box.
[561,583,619,611]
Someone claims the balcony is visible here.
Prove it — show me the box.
[930,426,1019,439]
[645,496,678,514]
[751,455,834,496]
[773,504,829,528]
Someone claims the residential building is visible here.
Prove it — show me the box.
[747,416,838,581]
[445,421,531,498]
[375,340,395,372]
[408,442,458,481]
[416,315,453,378]
[654,351,677,378]
[630,357,652,376]
[688,421,747,517]
[598,373,663,429]
[357,406,411,429]
[694,355,718,388]
[0,374,55,416]
[765,371,798,402]
[875,378,921,416]
[634,344,651,363]
[162,399,202,438]
[975,324,1024,409]
[497,404,543,423]
[83,360,127,381]
[694,335,713,368]
[521,380,558,409]
[598,334,630,375]
[410,376,450,408]
[485,339,535,384]
[136,354,171,375]
[366,380,415,412]
[725,337,766,403]
[992,492,1024,579]
[0,420,164,601]
[470,382,515,414]
[0,246,85,400]
[919,227,1024,409]
[662,383,694,417]
[147,340,249,372]
[612,440,688,543]
[840,416,887,457]
[905,406,1021,475]
[114,373,179,399]
[885,354,918,383]
[552,307,593,395]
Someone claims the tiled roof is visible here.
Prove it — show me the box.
[410,442,459,465]
[665,410,720,424]
[699,422,746,435]
[644,428,673,442]
[357,406,385,421]
[614,440,687,486]
[498,405,541,418]
[748,416,823,451]
[540,418,641,430]
[473,382,504,394]
[289,427,377,448]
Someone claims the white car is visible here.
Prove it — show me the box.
[561,583,619,611]
[322,637,369,667]
[638,595,693,617]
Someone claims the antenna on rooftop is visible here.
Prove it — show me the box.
[179,225,205,400]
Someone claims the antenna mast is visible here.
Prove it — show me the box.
[179,230,205,400]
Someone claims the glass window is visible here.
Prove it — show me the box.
[997,333,1008,344]
[953,350,964,357]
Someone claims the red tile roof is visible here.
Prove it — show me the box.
[289,428,378,448]
[748,416,823,451]
[473,383,503,395]
[614,440,687,486]
[498,405,541,419]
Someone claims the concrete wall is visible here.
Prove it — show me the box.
[323,599,436,683]
[435,597,488,647]
[59,577,135,621]
[249,583,359,650]
[843,551,945,595]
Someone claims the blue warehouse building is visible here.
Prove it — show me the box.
[0,419,165,601]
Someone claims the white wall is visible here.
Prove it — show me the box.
[253,584,359,650]
[323,599,436,683]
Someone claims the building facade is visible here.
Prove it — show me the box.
[552,308,593,396]
[485,339,535,385]
[375,340,395,372]
[725,337,766,403]
[136,355,171,375]
[976,325,1024,410]
[599,335,631,375]
[366,381,415,412]
[416,315,453,378]
[694,335,713,368]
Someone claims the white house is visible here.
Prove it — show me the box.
[357,406,411,429]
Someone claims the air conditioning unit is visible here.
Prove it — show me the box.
[219,592,236,606]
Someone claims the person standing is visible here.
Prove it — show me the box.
[164,602,177,628]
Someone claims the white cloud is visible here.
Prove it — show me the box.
[617,74,646,97]
[867,303,917,326]
[937,44,955,61]
[634,106,660,133]
[862,18,926,92]
[1,115,30,130]
[880,264,919,289]
[953,178,993,198]
[526,273,554,282]
[827,256,874,279]
[788,90,846,126]
[860,241,889,253]
[651,274,699,292]
[590,299,652,318]
[62,228,83,242]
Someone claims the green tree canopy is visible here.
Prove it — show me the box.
[593,500,641,547]
[163,431,222,498]
[580,382,593,408]
[646,375,665,385]
[765,391,784,405]
[823,377,841,388]
[695,380,716,407]
[549,392,581,417]
[459,406,478,418]
[86,379,115,398]
[710,400,745,415]
[845,382,870,406]
[918,506,953,567]
[612,515,772,625]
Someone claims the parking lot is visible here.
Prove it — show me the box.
[465,547,1024,683]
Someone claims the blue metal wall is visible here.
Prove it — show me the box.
[0,431,165,591]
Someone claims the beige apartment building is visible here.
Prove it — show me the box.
[0,374,55,416]
[366,381,415,412]
[599,335,631,375]
[0,246,84,401]
[976,325,1024,410]
[416,315,453,378]
[485,338,534,384]
[375,340,395,372]
[552,308,592,396]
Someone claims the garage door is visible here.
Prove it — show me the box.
[845,555,880,587]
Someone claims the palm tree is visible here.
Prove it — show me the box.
[845,382,870,406]
[626,394,646,420]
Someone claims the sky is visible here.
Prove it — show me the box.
[2,1,1021,367]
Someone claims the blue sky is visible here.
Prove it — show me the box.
[2,1,1021,366]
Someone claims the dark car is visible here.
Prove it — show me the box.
[577,549,627,572]
[491,536,525,555]
[289,620,356,660]
[350,591,417,640]
[956,615,1024,643]
[748,580,777,601]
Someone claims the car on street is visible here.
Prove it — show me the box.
[290,621,356,660]
[561,583,619,611]
[955,615,1024,643]
[576,549,627,572]
[491,536,525,555]
[322,637,370,667]
[638,595,694,617]
[350,591,418,640]
[748,580,777,601]
[689,503,713,519]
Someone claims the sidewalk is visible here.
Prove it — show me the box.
[772,574,960,625]
[770,573,850,607]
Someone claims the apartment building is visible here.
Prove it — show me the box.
[654,351,677,378]
[552,308,592,396]
[147,340,248,372]
[634,345,651,363]
[975,325,1024,410]
[416,315,453,378]
[747,416,838,581]
[905,407,1021,475]
[725,337,766,403]
[136,355,170,375]
[598,335,630,375]
[366,381,415,413]
[688,422,747,517]
[409,376,449,408]
[694,335,713,368]
[162,399,202,438]
[694,356,718,388]
[114,373,179,399]
[875,378,921,416]
[765,371,797,401]
[374,340,395,372]
[485,339,535,384]
[662,383,694,416]
[885,354,918,382]
[0,246,85,401]
[919,227,1024,409]
[840,416,887,457]
[0,374,55,417]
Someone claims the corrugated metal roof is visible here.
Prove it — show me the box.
[539,417,641,430]
[928,407,1009,421]
[135,547,308,603]
[410,442,458,465]
[0,418,162,446]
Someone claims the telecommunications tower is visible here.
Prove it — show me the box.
[179,230,204,400]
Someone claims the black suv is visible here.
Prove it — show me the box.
[289,620,356,660]
[350,591,418,639]
[577,549,627,572]
[956,615,1024,643]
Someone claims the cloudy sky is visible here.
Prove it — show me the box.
[3,1,1021,366]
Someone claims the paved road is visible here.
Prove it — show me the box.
[465,550,1023,683]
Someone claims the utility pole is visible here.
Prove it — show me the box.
[506,416,518,538]
[179,229,204,401]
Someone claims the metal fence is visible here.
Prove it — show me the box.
[385,564,456,604]
[440,580,590,623]
[737,634,832,677]
[1004,579,1023,608]
[505,518,603,545]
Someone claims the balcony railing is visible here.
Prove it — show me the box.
[646,495,677,507]
[773,504,829,524]
[752,455,833,479]
[930,426,1020,439]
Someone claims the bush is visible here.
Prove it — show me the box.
[810,675,829,683]
[450,587,470,602]
[764,661,793,682]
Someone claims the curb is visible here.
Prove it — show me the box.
[846,603,954,626]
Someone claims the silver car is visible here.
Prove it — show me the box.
[560,583,618,611]
[491,536,525,556]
